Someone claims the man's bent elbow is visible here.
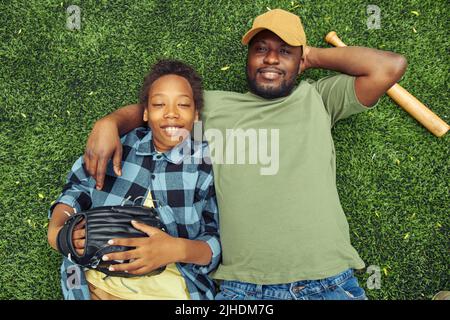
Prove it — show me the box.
[389,54,408,82]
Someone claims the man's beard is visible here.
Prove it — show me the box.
[246,69,298,99]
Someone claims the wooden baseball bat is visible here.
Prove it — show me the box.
[325,31,449,137]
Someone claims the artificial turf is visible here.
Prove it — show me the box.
[0,0,448,299]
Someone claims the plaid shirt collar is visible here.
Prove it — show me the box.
[135,129,193,165]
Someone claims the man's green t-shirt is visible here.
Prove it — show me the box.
[202,74,372,284]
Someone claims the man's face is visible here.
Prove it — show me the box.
[143,74,198,153]
[246,30,303,99]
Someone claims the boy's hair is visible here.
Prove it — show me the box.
[139,59,204,113]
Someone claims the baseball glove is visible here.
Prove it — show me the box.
[57,205,166,278]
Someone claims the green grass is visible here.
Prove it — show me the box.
[0,0,448,300]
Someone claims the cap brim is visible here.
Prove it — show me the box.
[241,26,303,47]
[241,28,266,45]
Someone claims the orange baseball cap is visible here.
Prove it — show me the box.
[242,9,307,48]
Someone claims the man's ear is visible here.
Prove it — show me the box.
[298,61,303,75]
[298,47,305,75]
[298,59,305,75]
[298,46,310,75]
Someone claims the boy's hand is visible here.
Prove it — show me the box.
[102,220,181,276]
[72,219,86,256]
[48,216,84,255]
[83,119,123,190]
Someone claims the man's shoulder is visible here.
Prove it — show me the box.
[297,77,325,90]
[203,89,246,115]
[302,77,317,85]
[204,89,242,99]
[203,89,268,111]
[286,78,320,98]
[293,74,355,99]
[302,73,355,91]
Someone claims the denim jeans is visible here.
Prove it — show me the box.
[215,268,368,300]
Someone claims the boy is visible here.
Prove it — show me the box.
[47,59,221,300]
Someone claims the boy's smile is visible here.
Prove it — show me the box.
[144,74,198,153]
[160,124,184,138]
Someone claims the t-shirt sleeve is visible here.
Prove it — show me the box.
[311,73,378,127]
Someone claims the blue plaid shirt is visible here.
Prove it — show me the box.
[49,127,221,300]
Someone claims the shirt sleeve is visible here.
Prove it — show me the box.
[191,170,221,275]
[48,156,94,218]
[312,73,379,127]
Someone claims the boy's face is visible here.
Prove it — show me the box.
[144,74,198,153]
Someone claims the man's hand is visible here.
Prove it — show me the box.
[83,119,123,190]
[102,220,181,276]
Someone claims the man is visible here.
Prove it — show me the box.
[82,9,407,300]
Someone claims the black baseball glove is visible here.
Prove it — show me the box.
[57,205,166,278]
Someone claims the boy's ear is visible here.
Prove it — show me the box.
[143,108,148,121]
[194,110,199,122]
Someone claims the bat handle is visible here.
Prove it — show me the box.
[387,84,450,137]
[324,31,449,137]
[325,31,347,47]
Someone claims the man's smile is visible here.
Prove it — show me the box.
[258,68,284,81]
